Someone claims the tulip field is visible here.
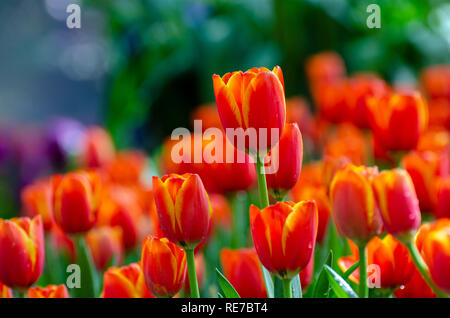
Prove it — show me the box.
[0,0,450,305]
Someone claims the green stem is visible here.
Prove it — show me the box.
[282,278,292,298]
[230,193,245,248]
[74,235,98,298]
[14,288,27,298]
[185,248,200,298]
[406,240,448,298]
[358,243,368,298]
[343,260,360,280]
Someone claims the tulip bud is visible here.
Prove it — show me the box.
[86,226,124,271]
[372,169,421,236]
[27,284,69,298]
[265,123,303,196]
[79,126,115,169]
[141,236,187,298]
[52,171,101,234]
[250,201,318,279]
[101,262,153,298]
[220,248,267,298]
[152,173,211,249]
[21,178,54,231]
[212,66,286,154]
[0,216,44,287]
[330,165,382,242]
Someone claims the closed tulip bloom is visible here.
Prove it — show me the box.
[152,173,211,249]
[141,236,187,298]
[0,281,12,298]
[53,171,102,234]
[330,165,383,241]
[86,226,124,271]
[249,201,318,279]
[436,178,450,218]
[338,235,415,288]
[27,284,69,298]
[220,248,267,298]
[305,51,346,85]
[416,219,450,293]
[212,66,286,154]
[101,262,153,298]
[0,216,44,287]
[79,126,115,169]
[266,123,303,195]
[394,268,436,298]
[368,91,428,152]
[372,169,421,236]
[21,178,54,231]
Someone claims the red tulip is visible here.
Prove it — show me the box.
[152,173,211,249]
[79,126,115,169]
[394,268,436,298]
[250,201,318,279]
[141,236,187,297]
[105,150,146,185]
[86,226,124,271]
[0,216,44,287]
[305,51,346,85]
[436,177,450,218]
[27,284,69,298]
[21,178,54,231]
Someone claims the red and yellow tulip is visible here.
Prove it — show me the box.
[21,178,54,231]
[86,226,124,271]
[27,284,69,298]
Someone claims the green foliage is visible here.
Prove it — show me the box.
[215,268,241,298]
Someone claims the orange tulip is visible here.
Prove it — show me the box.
[27,284,69,298]
[421,65,450,100]
[79,126,115,169]
[105,150,146,185]
[312,79,348,123]
[401,151,448,213]
[285,97,314,142]
[330,165,382,241]
[210,193,232,231]
[152,173,211,249]
[305,51,346,85]
[416,218,450,293]
[265,123,303,195]
[220,248,267,298]
[0,281,12,298]
[52,171,102,234]
[372,169,421,236]
[141,236,187,297]
[394,268,436,298]
[367,91,428,152]
[21,178,54,231]
[86,226,123,271]
[416,127,450,154]
[338,235,415,288]
[101,262,153,298]
[427,99,450,129]
[190,103,223,132]
[249,201,318,279]
[0,216,44,287]
[212,66,286,154]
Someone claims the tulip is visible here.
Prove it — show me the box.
[152,173,211,249]
[27,284,69,298]
[299,254,314,291]
[338,235,415,289]
[220,248,267,298]
[312,79,348,123]
[394,268,436,298]
[21,178,54,231]
[421,65,450,100]
[416,219,450,294]
[427,99,450,129]
[101,262,153,298]
[372,169,421,237]
[86,226,123,271]
[141,236,187,298]
[435,178,450,218]
[52,171,102,234]
[367,90,428,152]
[285,97,314,143]
[190,103,223,132]
[416,127,450,154]
[0,216,44,288]
[0,281,12,298]
[265,123,303,197]
[330,164,382,241]
[305,51,346,85]
[49,223,76,262]
[212,66,286,154]
[105,150,146,185]
[249,201,317,281]
[79,126,115,169]
[401,151,448,213]
[210,194,232,231]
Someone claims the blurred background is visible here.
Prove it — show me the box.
[0,0,450,218]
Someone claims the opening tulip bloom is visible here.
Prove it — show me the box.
[212,66,286,155]
[52,171,102,234]
[265,123,303,196]
[152,173,211,249]
[0,216,44,288]
[372,169,421,237]
[249,201,318,279]
[330,165,383,242]
[141,236,187,298]
[220,248,267,298]
[101,262,153,298]
[27,284,69,298]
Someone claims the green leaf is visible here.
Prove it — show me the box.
[312,250,333,298]
[324,265,358,298]
[342,261,359,280]
[261,265,274,298]
[215,268,240,298]
[73,236,99,298]
[217,292,224,298]
[291,275,302,298]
